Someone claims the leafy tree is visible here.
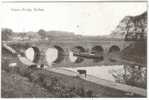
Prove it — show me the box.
[38,29,46,39]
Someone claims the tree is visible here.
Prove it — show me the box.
[2,28,13,41]
[38,29,46,39]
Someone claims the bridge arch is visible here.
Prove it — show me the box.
[73,46,85,52]
[69,46,85,63]
[109,45,120,53]
[91,45,104,54]
[53,45,65,63]
[45,45,65,65]
[91,45,104,62]
[25,46,40,63]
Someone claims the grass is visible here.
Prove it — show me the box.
[1,70,55,98]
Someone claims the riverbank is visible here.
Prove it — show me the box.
[2,46,145,97]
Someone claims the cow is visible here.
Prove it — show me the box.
[77,69,87,78]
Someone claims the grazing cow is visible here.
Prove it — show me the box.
[77,69,87,78]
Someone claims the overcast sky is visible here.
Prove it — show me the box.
[2,2,147,36]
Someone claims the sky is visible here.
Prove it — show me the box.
[1,2,147,36]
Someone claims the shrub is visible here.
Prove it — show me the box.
[86,90,94,97]
[18,67,33,78]
[76,87,86,97]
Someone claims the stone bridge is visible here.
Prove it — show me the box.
[5,39,134,67]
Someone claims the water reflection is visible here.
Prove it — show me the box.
[64,65,147,89]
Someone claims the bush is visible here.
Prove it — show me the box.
[86,90,94,97]
[25,70,95,97]
[76,87,86,97]
[18,67,33,78]
[2,58,20,74]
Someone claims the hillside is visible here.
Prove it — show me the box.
[110,11,147,40]
[109,11,147,65]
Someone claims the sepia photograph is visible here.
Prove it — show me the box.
[1,0,147,98]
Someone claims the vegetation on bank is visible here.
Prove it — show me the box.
[2,58,94,97]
